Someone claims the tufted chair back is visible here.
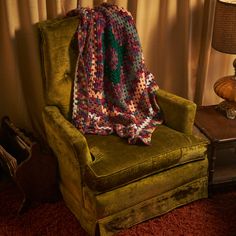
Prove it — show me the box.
[39,16,79,119]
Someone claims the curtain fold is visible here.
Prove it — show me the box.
[194,0,216,105]
[0,0,233,140]
[136,0,204,100]
[0,0,30,130]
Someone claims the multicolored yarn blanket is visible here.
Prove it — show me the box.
[71,3,163,145]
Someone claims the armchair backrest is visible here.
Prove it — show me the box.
[38,16,79,119]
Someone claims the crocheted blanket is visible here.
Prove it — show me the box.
[72,4,163,145]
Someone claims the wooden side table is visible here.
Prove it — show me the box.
[195,105,236,192]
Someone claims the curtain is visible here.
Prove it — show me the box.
[0,0,235,140]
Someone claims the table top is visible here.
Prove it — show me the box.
[195,105,236,143]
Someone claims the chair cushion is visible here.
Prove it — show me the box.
[84,125,207,192]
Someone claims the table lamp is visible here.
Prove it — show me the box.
[212,0,236,119]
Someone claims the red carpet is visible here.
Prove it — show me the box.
[1,181,236,236]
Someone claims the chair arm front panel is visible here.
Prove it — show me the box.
[156,89,196,135]
[42,106,93,177]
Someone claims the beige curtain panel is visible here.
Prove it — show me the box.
[0,0,235,139]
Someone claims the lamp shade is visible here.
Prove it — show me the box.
[212,0,236,54]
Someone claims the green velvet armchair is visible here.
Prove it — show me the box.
[38,15,208,236]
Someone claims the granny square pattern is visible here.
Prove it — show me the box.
[72,3,163,145]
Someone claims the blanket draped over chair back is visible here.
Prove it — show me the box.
[71,3,163,145]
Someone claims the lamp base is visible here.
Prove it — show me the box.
[216,100,236,119]
[213,58,236,119]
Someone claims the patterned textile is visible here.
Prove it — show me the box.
[72,3,163,145]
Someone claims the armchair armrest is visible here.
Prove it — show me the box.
[42,106,92,167]
[156,89,196,135]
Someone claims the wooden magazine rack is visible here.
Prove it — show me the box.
[0,117,58,214]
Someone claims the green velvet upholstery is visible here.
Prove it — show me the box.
[38,15,209,236]
[39,16,79,119]
[84,127,206,192]
[156,89,196,134]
